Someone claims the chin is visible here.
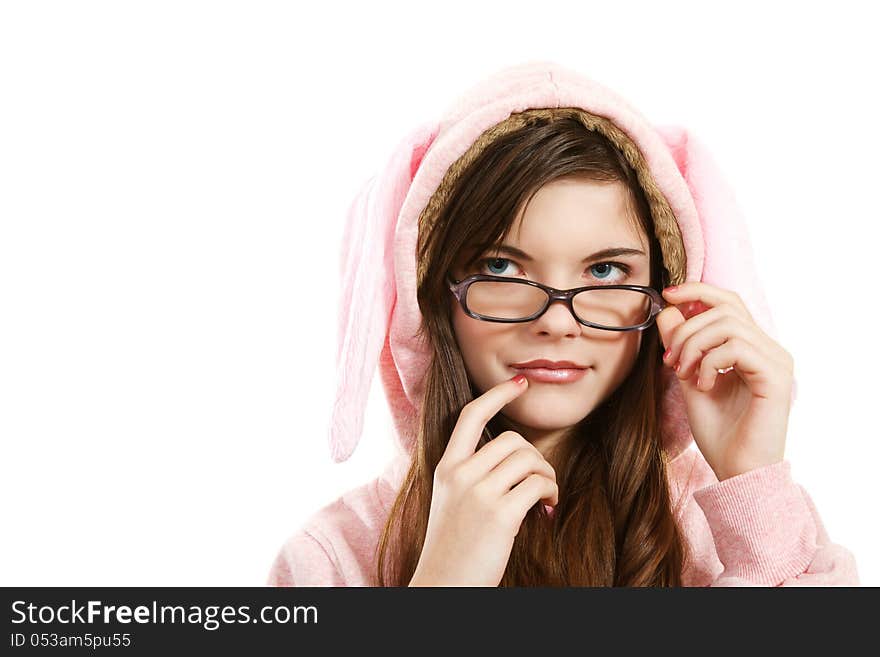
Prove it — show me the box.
[508,390,594,429]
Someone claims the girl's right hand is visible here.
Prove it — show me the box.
[409,374,559,587]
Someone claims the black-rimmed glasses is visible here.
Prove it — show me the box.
[447,274,668,332]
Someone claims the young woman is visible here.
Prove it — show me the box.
[267,60,859,587]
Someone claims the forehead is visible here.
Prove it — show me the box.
[507,178,646,254]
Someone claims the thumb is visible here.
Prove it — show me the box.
[655,304,686,350]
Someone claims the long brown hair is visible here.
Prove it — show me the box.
[375,110,690,586]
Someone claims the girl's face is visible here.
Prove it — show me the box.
[450,178,652,456]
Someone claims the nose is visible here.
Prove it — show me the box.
[530,297,582,335]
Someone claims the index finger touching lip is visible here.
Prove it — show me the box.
[445,375,528,465]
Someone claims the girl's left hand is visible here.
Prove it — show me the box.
[655,281,794,482]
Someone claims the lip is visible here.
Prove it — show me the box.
[510,360,590,384]
[510,366,590,383]
[509,359,588,369]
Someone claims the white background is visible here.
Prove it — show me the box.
[1,1,877,586]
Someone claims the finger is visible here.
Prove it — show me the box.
[673,316,784,382]
[444,375,529,467]
[466,431,544,477]
[662,281,754,323]
[665,311,762,379]
[502,473,559,518]
[480,448,557,498]
[672,316,771,382]
[695,337,782,399]
[655,303,686,351]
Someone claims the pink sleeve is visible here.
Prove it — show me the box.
[691,460,860,586]
[266,528,347,587]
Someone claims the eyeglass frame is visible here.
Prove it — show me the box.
[446,273,670,332]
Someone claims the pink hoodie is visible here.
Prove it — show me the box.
[268,60,859,587]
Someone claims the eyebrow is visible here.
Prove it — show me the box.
[488,244,647,262]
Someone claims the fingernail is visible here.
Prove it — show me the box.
[664,286,678,293]
[674,362,681,373]
[663,348,671,361]
[512,374,527,385]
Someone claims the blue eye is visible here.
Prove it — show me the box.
[478,257,520,276]
[476,257,632,282]
[590,262,629,280]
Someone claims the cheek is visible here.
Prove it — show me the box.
[452,307,494,360]
[451,307,510,388]
[596,331,643,382]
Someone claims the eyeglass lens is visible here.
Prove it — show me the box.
[465,280,652,328]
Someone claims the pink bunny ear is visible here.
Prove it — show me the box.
[655,124,797,408]
[328,121,439,463]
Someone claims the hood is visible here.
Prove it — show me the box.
[327,59,797,491]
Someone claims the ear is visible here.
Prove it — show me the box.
[328,121,440,463]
